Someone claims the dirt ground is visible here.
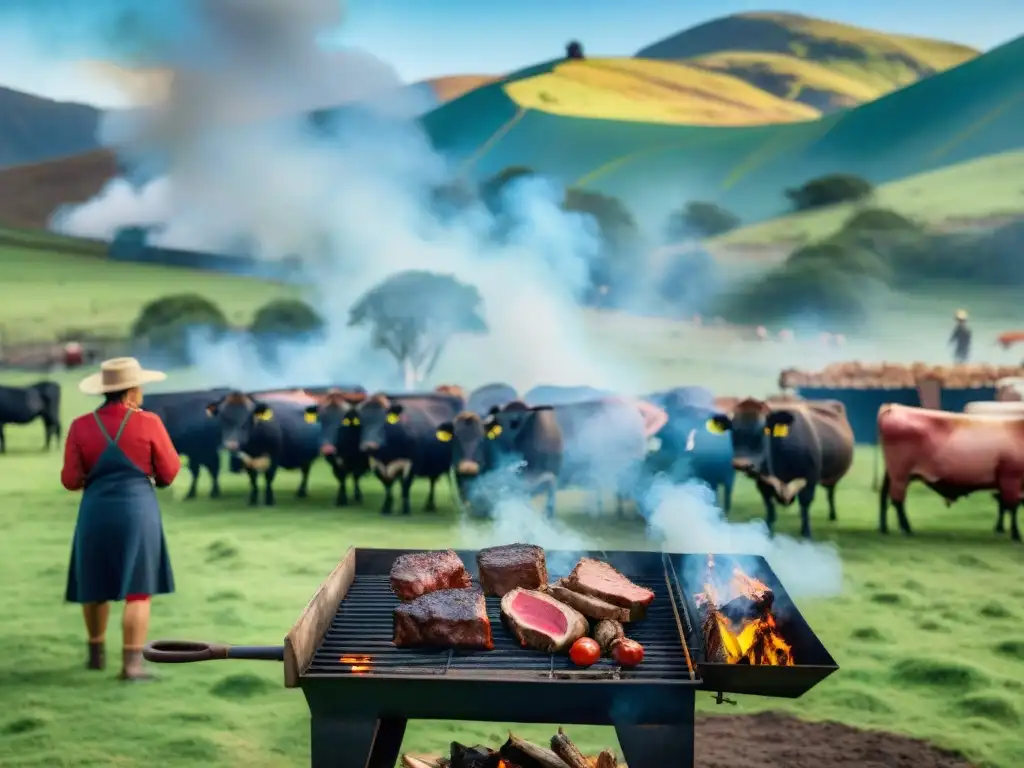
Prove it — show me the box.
[695,712,973,768]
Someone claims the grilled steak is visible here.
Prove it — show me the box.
[548,580,630,622]
[500,588,588,653]
[393,587,493,649]
[564,558,655,609]
[390,550,472,601]
[477,543,548,597]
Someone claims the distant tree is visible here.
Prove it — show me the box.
[431,178,478,218]
[130,293,228,364]
[348,271,488,388]
[479,166,536,211]
[785,174,873,211]
[666,201,741,240]
[842,208,920,234]
[785,239,891,283]
[566,41,585,60]
[562,188,638,253]
[249,298,326,366]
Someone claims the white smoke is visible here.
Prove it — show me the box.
[47,0,843,599]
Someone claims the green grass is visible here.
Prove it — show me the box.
[1,370,1023,767]
[424,34,1024,224]
[708,150,1024,250]
[0,243,298,344]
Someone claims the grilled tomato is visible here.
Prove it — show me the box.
[611,638,644,667]
[569,637,601,667]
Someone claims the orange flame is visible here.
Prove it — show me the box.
[339,654,372,673]
[699,558,794,666]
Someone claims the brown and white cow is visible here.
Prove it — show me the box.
[877,404,1023,541]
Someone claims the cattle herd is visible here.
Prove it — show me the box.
[0,377,1021,542]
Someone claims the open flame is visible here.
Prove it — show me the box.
[339,654,372,673]
[697,554,794,666]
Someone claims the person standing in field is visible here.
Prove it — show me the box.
[61,357,180,681]
[949,309,972,364]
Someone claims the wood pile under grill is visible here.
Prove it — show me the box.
[402,727,624,768]
[779,363,1024,389]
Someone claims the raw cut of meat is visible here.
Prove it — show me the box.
[564,558,655,609]
[500,588,588,653]
[548,579,631,622]
[389,550,472,601]
[393,587,493,649]
[477,543,548,597]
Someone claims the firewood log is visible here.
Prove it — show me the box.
[501,732,570,768]
[594,750,618,768]
[550,727,590,768]
[402,756,441,768]
[700,605,728,663]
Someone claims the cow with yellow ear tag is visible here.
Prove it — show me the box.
[204,391,324,506]
[709,397,854,539]
[354,391,463,516]
[303,390,370,506]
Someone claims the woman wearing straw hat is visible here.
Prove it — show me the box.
[949,309,972,365]
[61,357,180,680]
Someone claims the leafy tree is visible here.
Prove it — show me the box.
[666,201,741,240]
[786,239,891,283]
[842,207,920,234]
[563,188,642,297]
[348,271,488,388]
[566,41,585,59]
[130,293,228,364]
[479,166,536,211]
[785,173,873,211]
[250,299,325,338]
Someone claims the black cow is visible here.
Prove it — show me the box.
[710,398,855,538]
[644,387,734,514]
[438,401,564,518]
[354,392,461,515]
[206,392,320,505]
[144,388,230,499]
[467,382,518,416]
[304,391,369,506]
[0,381,61,452]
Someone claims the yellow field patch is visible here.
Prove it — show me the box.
[503,58,820,126]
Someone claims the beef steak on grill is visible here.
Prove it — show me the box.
[564,558,655,610]
[500,588,588,652]
[548,579,631,622]
[476,543,548,597]
[390,549,472,601]
[393,587,493,649]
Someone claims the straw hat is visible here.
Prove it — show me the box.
[955,309,968,321]
[79,357,166,395]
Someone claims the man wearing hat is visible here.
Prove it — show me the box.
[61,357,180,680]
[949,310,972,365]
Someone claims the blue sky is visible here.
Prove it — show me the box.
[1,0,1021,106]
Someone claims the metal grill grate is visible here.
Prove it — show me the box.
[308,574,693,681]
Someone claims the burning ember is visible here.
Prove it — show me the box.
[401,726,620,768]
[339,654,372,673]
[695,555,794,666]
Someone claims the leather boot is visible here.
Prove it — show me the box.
[87,641,105,671]
[119,648,154,681]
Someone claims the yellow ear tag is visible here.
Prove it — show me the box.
[342,418,351,426]
[304,412,317,424]
[352,417,360,426]
[256,409,273,421]
[772,424,789,438]
[436,430,453,443]
[487,424,503,440]
[386,412,400,425]
[706,418,724,435]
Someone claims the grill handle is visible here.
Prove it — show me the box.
[143,640,285,663]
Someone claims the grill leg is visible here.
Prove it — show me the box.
[615,723,694,768]
[309,716,407,768]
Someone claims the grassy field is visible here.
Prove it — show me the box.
[1,370,1023,768]
[423,34,1023,224]
[503,58,820,125]
[638,12,978,95]
[0,241,298,344]
[707,150,1024,250]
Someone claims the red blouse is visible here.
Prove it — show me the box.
[61,402,180,491]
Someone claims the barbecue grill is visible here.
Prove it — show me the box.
[145,548,837,768]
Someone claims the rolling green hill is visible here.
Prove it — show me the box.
[421,34,1024,224]
[638,12,979,112]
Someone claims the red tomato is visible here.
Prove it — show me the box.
[611,638,644,667]
[570,637,601,667]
